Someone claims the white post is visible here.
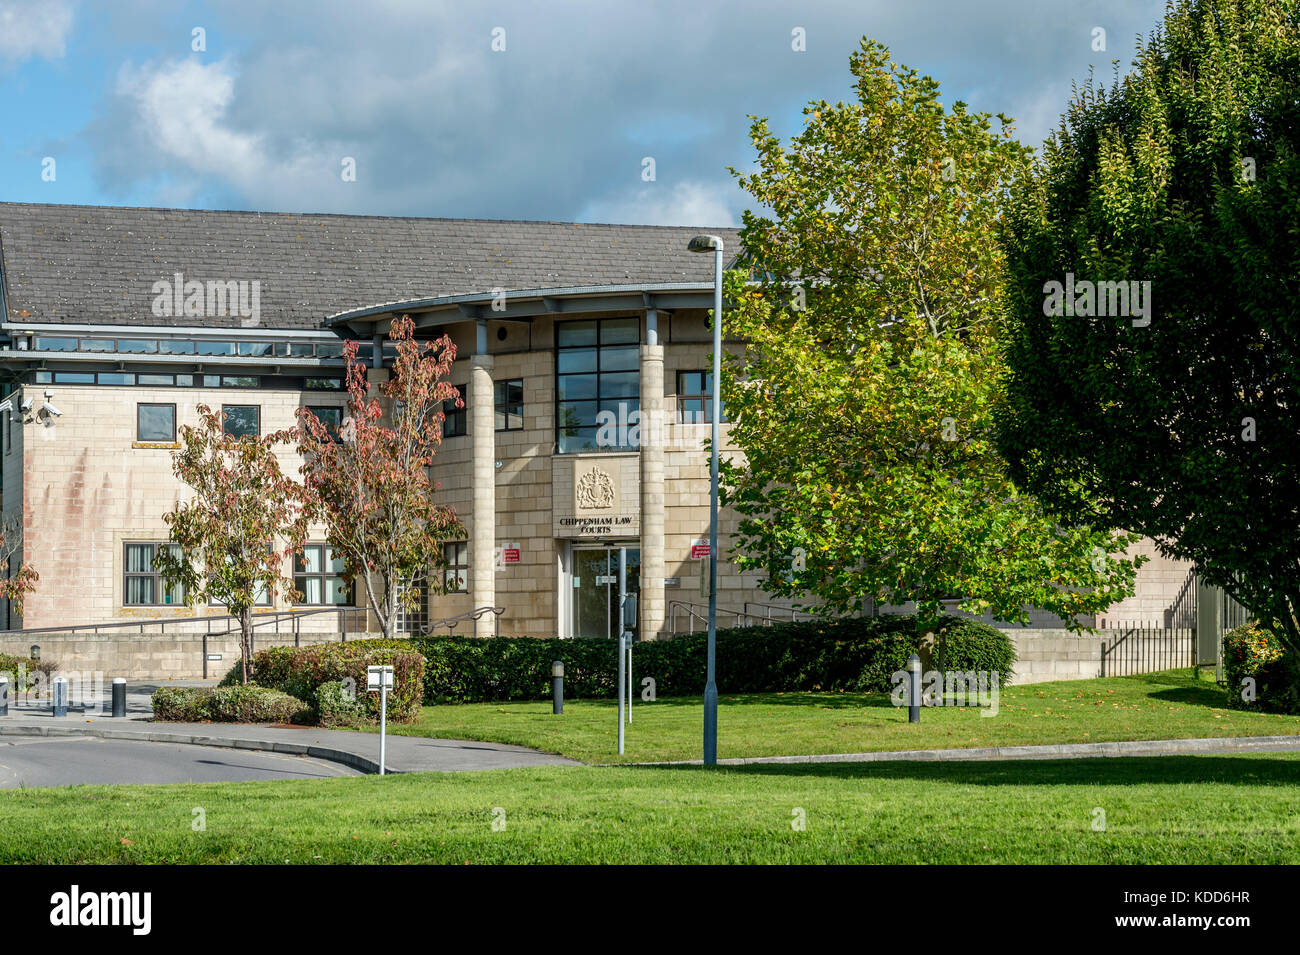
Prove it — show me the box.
[379,679,388,776]
[617,549,626,754]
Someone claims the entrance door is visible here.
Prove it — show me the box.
[570,546,640,640]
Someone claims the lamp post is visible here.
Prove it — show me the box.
[688,233,724,766]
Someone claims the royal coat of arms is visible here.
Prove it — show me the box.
[575,466,616,509]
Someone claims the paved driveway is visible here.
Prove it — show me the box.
[0,737,359,788]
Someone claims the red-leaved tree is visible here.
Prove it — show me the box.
[157,406,312,684]
[296,315,464,638]
[0,517,39,621]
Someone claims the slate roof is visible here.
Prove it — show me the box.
[0,202,741,331]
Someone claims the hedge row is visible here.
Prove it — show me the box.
[152,685,310,723]
[219,639,425,724]
[413,615,1016,704]
[1224,622,1300,714]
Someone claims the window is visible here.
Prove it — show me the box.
[137,403,176,442]
[124,543,185,606]
[99,373,135,386]
[79,339,114,352]
[293,544,353,605]
[33,337,76,352]
[116,340,158,354]
[159,340,196,355]
[303,378,343,390]
[306,406,343,441]
[209,545,274,607]
[3,410,10,454]
[221,405,260,438]
[138,374,175,387]
[54,372,95,384]
[443,387,467,438]
[238,341,275,357]
[443,541,468,592]
[495,379,523,431]
[556,316,640,452]
[196,341,236,356]
[677,371,727,423]
[395,574,428,634]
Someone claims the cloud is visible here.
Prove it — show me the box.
[75,0,1169,221]
[579,181,739,227]
[0,0,74,65]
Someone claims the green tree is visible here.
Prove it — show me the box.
[720,38,1142,631]
[997,0,1300,651]
[158,407,311,684]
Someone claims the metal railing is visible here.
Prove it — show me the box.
[669,600,777,635]
[0,605,369,639]
[1101,622,1195,678]
[741,601,820,626]
[419,606,504,637]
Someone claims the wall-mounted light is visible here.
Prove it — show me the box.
[30,644,40,662]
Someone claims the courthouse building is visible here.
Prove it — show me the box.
[0,201,1189,650]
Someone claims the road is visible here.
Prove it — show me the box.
[0,737,360,788]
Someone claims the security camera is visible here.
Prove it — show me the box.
[19,397,33,412]
[41,401,62,418]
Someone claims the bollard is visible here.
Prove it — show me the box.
[907,653,922,723]
[551,661,564,715]
[112,677,126,718]
[52,676,68,718]
[0,675,8,716]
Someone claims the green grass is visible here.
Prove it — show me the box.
[360,668,1299,764]
[3,755,1299,863]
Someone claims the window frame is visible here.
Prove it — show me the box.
[494,379,524,432]
[292,543,354,606]
[305,405,344,442]
[443,541,469,593]
[676,370,728,424]
[220,403,261,438]
[136,402,177,442]
[442,386,467,438]
[123,542,185,607]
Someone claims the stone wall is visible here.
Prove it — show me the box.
[0,630,370,681]
[1004,629,1192,684]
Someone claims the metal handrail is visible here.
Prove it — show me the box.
[419,606,505,638]
[0,605,369,639]
[668,600,773,635]
[742,600,820,625]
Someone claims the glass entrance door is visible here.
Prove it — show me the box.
[571,545,640,640]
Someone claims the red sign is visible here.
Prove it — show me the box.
[690,539,711,560]
[502,545,522,564]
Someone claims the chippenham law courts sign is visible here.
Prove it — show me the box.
[555,459,638,538]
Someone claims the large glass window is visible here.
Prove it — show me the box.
[124,543,185,606]
[556,317,640,452]
[294,544,353,605]
[306,405,343,442]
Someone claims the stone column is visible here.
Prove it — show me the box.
[639,341,666,640]
[469,352,496,636]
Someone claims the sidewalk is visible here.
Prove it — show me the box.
[0,681,579,774]
[628,734,1300,767]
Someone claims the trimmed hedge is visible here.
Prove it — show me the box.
[413,614,1015,704]
[151,685,310,723]
[1224,622,1300,714]
[0,653,38,690]
[222,639,424,724]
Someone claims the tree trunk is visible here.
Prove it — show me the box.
[240,607,253,685]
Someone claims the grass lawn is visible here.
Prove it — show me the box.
[359,668,1300,764]
[2,754,1298,863]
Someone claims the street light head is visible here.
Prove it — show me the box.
[688,234,724,254]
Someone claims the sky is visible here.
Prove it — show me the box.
[0,0,1168,226]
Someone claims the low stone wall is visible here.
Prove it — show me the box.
[1004,629,1191,684]
[0,631,376,681]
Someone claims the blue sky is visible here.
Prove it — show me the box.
[0,0,1167,225]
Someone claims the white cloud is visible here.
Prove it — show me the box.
[0,0,74,64]
[579,181,739,227]
[112,56,333,207]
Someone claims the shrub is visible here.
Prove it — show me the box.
[151,685,310,723]
[151,686,213,722]
[225,639,424,724]
[316,680,366,728]
[0,653,39,691]
[1224,622,1299,713]
[413,614,1016,704]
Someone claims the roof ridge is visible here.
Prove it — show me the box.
[0,200,738,232]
